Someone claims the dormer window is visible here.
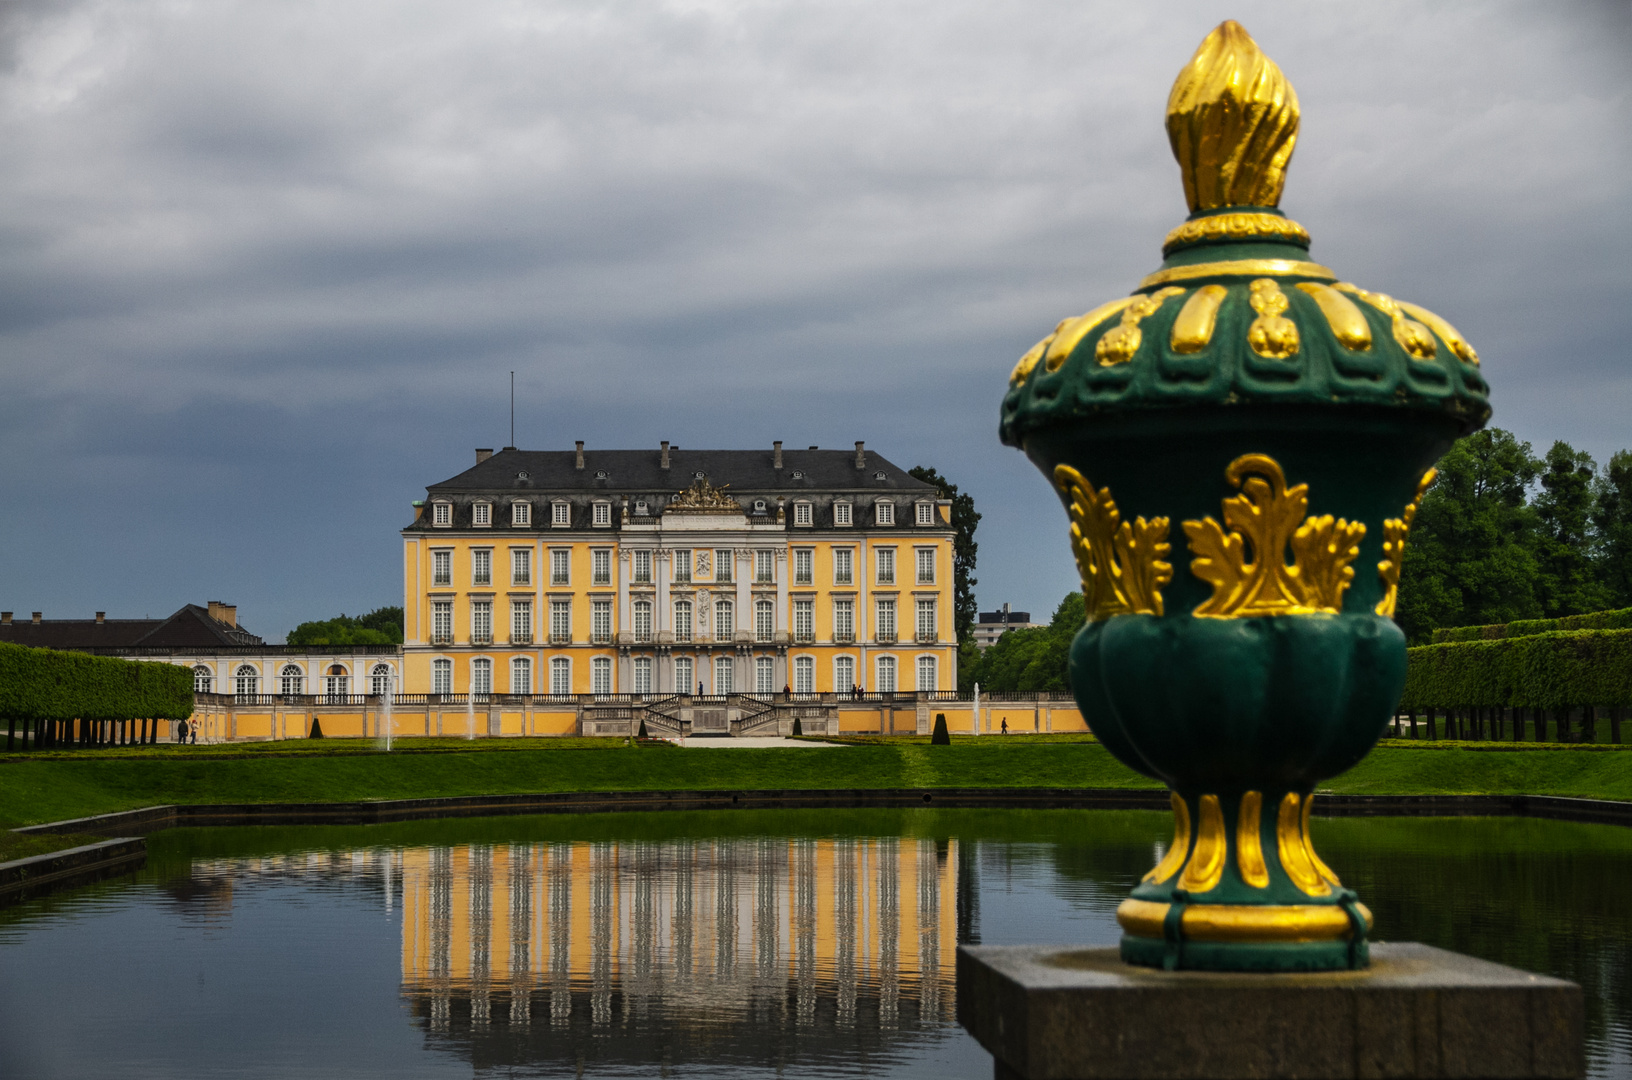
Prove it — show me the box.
[552,501,570,527]
[753,499,767,514]
[593,502,611,527]
[432,502,451,527]
[916,502,934,526]
[512,501,532,527]
[473,502,491,527]
[791,470,805,480]
[595,470,609,480]
[635,500,649,516]
[874,471,887,481]
[875,501,895,526]
[794,501,813,527]
[834,502,852,527]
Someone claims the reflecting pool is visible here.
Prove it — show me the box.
[1,809,1628,1078]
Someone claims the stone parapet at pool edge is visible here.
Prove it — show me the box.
[0,837,147,902]
[957,943,1583,1080]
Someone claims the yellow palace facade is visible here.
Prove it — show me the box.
[401,441,958,707]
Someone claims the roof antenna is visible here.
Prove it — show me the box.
[510,371,515,448]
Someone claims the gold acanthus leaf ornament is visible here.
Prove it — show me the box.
[1095,287,1185,366]
[1184,454,1366,618]
[1054,465,1172,621]
[1375,468,1437,617]
[1166,21,1300,213]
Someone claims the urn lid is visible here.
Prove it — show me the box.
[999,22,1491,449]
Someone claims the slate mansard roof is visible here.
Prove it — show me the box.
[407,447,946,532]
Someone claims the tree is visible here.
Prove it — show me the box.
[909,465,980,643]
[963,592,1084,693]
[1396,429,1543,643]
[287,606,405,646]
[1533,441,1612,617]
[1593,450,1632,608]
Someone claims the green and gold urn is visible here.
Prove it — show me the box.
[1000,22,1490,972]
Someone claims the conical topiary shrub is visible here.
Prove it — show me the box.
[638,717,649,739]
[792,716,803,737]
[931,713,950,745]
[309,717,325,739]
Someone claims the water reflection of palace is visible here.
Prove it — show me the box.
[398,838,958,1037]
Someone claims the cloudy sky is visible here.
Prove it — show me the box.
[0,0,1627,641]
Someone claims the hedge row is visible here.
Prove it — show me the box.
[1401,629,1632,710]
[1430,607,1632,644]
[0,642,194,721]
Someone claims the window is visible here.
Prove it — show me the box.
[551,548,570,585]
[432,549,451,586]
[755,598,775,643]
[433,659,452,695]
[835,655,856,694]
[876,597,897,643]
[715,550,733,582]
[433,502,451,527]
[876,501,895,526]
[833,598,854,643]
[592,549,611,585]
[550,600,571,643]
[280,665,303,697]
[511,657,532,695]
[714,599,734,640]
[511,599,532,643]
[674,600,693,643]
[512,501,531,527]
[552,501,570,527]
[326,665,350,701]
[633,550,651,583]
[193,665,212,693]
[472,548,492,586]
[755,549,774,583]
[917,548,935,584]
[512,548,531,586]
[834,502,852,526]
[917,502,935,526]
[235,665,258,697]
[794,549,813,584]
[474,502,491,527]
[675,656,694,695]
[592,599,612,643]
[713,656,733,695]
[633,657,652,695]
[876,655,897,693]
[635,500,649,516]
[471,600,492,644]
[471,658,492,696]
[550,657,570,695]
[592,657,612,696]
[371,664,393,696]
[876,548,895,585]
[794,502,812,526]
[794,656,814,694]
[432,601,453,644]
[674,550,691,583]
[633,599,653,643]
[592,502,611,527]
[756,656,775,695]
[917,654,938,692]
[833,549,853,585]
[917,598,937,642]
[793,598,814,643]
[753,499,767,514]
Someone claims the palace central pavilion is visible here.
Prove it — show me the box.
[401,441,957,700]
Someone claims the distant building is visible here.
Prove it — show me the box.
[973,603,1038,650]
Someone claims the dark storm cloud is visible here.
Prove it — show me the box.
[0,0,1627,635]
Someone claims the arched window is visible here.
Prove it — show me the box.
[673,600,693,643]
[876,655,897,694]
[192,665,213,694]
[550,656,571,696]
[916,655,938,692]
[794,656,814,695]
[511,656,532,695]
[591,656,612,696]
[674,656,694,696]
[325,664,349,701]
[471,658,492,696]
[432,659,452,695]
[371,664,393,696]
[755,655,775,695]
[835,655,856,695]
[754,599,774,643]
[280,665,304,697]
[632,656,653,695]
[713,655,733,695]
[714,599,733,640]
[235,665,259,697]
[633,599,653,643]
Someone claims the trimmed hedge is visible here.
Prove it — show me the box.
[1402,629,1632,710]
[1430,607,1632,644]
[0,642,194,721]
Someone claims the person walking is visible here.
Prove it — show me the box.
[1001,718,1008,735]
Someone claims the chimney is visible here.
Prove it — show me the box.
[96,611,106,624]
[412,499,425,522]
[476,448,493,464]
[32,612,42,624]
[660,441,671,470]
[773,441,783,469]
[207,600,238,627]
[1,612,10,624]
[575,441,585,469]
[855,441,866,469]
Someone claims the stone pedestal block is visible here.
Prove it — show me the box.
[957,943,1582,1079]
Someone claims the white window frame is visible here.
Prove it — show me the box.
[715,549,733,583]
[592,501,611,527]
[833,501,852,527]
[755,656,775,695]
[511,656,532,695]
[550,599,571,644]
[793,548,813,585]
[876,597,897,643]
[473,502,492,527]
[192,665,213,694]
[592,549,612,586]
[550,656,571,695]
[234,665,259,697]
[280,665,304,697]
[794,655,814,695]
[876,654,897,693]
[633,549,652,584]
[591,656,613,696]
[511,501,532,527]
[432,658,452,695]
[432,549,452,587]
[325,665,350,701]
[432,501,451,527]
[471,548,492,587]
[550,548,570,585]
[633,656,653,695]
[551,501,570,527]
[754,549,774,583]
[875,500,895,526]
[371,663,394,697]
[794,502,813,527]
[833,598,854,643]
[754,598,775,643]
[511,599,533,644]
[674,599,693,643]
[876,547,896,586]
[916,547,936,585]
[713,655,733,695]
[633,599,653,643]
[432,601,453,645]
[834,655,856,694]
[714,599,734,640]
[471,657,492,696]
[471,600,493,645]
[916,597,937,643]
[674,550,692,583]
[675,655,695,695]
[793,598,814,643]
[591,599,612,643]
[916,501,935,526]
[511,547,531,586]
[833,548,853,586]
[917,654,938,692]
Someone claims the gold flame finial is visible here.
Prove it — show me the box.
[1166,21,1300,213]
